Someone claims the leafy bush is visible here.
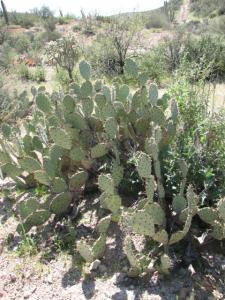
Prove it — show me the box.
[43,17,57,32]
[14,34,30,54]
[145,12,169,29]
[31,67,46,83]
[72,24,82,32]
[1,59,225,277]
[10,12,36,28]
[0,44,15,72]
[16,63,31,80]
[45,36,80,80]
[190,0,225,18]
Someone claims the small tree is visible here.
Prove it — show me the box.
[45,36,80,80]
[107,16,138,74]
[1,0,9,25]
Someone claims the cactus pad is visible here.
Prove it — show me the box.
[69,171,88,189]
[79,60,91,80]
[50,128,72,150]
[36,93,51,113]
[50,192,72,215]
[91,143,109,159]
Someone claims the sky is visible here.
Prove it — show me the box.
[4,0,165,16]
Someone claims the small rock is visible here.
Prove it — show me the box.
[188,264,196,276]
[99,264,107,273]
[47,274,53,284]
[89,259,101,271]
[10,274,17,283]
[23,287,36,299]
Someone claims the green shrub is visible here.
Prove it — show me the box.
[16,63,31,80]
[31,67,46,83]
[10,12,36,28]
[43,17,57,32]
[14,34,30,54]
[0,44,15,72]
[58,17,70,25]
[145,12,169,29]
[72,24,82,32]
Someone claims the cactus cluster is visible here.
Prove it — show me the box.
[0,58,224,275]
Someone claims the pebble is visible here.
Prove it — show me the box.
[23,287,36,299]
[89,259,101,271]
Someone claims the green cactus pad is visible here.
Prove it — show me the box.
[1,123,11,138]
[34,170,50,185]
[105,117,117,139]
[145,176,155,202]
[171,99,179,120]
[211,221,225,240]
[145,138,158,159]
[145,202,165,225]
[79,60,91,80]
[98,174,114,195]
[63,95,75,113]
[0,151,10,163]
[96,215,111,234]
[52,177,67,193]
[32,136,43,151]
[138,72,148,86]
[149,106,165,126]
[111,162,124,187]
[50,128,72,150]
[148,84,158,105]
[92,234,107,259]
[47,115,60,127]
[124,236,141,271]
[49,145,63,163]
[198,208,219,225]
[1,163,22,177]
[50,192,72,215]
[94,80,102,92]
[82,97,94,116]
[43,157,57,178]
[91,143,109,159]
[80,81,93,98]
[16,222,32,234]
[36,93,51,113]
[70,146,87,161]
[117,85,129,102]
[178,159,188,178]
[69,171,88,189]
[153,230,168,244]
[102,86,111,102]
[66,112,88,130]
[172,195,187,214]
[100,194,121,213]
[19,157,41,173]
[135,117,151,136]
[25,210,51,226]
[17,198,40,220]
[186,185,199,212]
[125,58,138,78]
[129,210,155,236]
[95,93,106,108]
[77,240,93,262]
[218,199,225,222]
[136,151,152,178]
